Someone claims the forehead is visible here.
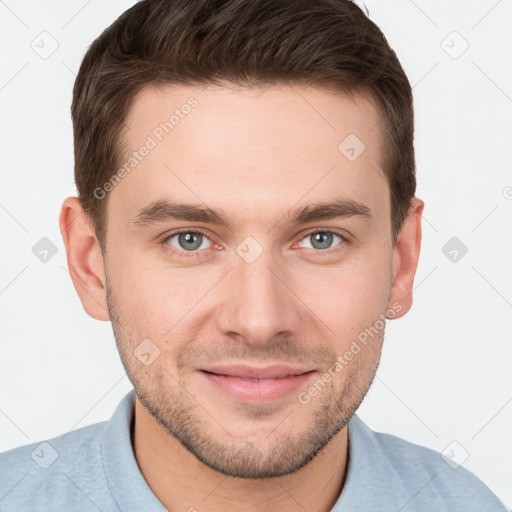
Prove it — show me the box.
[109,83,389,230]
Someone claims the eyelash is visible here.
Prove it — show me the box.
[159,228,348,259]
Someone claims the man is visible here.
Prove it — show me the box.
[0,0,507,510]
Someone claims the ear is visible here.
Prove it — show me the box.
[59,196,110,321]
[387,197,424,319]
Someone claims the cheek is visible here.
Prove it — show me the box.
[295,251,392,341]
[113,258,211,343]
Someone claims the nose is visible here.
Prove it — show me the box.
[215,243,303,347]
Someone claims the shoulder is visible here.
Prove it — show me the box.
[0,420,106,471]
[348,415,507,511]
[0,421,117,511]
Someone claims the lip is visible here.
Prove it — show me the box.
[198,364,314,380]
[197,364,317,403]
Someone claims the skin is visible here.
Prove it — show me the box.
[59,83,423,512]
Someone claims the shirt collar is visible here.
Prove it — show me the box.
[331,413,382,511]
[101,389,167,511]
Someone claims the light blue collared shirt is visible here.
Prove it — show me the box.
[0,389,507,511]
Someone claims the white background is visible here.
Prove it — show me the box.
[1,0,511,508]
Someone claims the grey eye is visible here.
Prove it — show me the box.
[167,231,211,251]
[301,232,343,250]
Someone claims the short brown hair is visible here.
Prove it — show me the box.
[71,0,415,252]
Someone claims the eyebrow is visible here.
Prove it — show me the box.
[129,198,373,229]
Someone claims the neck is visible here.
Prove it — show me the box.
[132,397,349,512]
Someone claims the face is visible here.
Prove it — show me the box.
[94,83,408,478]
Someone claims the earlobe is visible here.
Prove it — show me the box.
[387,197,424,319]
[59,196,110,321]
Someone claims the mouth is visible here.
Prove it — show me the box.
[197,364,317,403]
